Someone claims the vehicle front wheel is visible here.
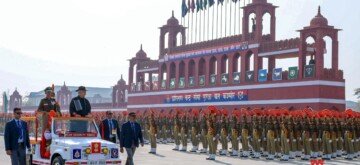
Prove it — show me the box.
[52,156,64,165]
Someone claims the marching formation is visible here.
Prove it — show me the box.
[2,105,360,162]
[131,106,360,161]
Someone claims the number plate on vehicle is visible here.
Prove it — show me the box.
[87,160,106,165]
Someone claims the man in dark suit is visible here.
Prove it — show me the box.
[100,110,121,143]
[4,107,31,165]
[120,112,144,165]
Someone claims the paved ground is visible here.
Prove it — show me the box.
[1,136,359,165]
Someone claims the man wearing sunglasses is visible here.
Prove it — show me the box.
[4,107,31,165]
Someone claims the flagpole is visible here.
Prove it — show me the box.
[224,0,227,37]
[199,9,202,42]
[191,12,194,43]
[216,4,219,39]
[234,1,236,35]
[195,11,198,42]
[207,6,210,41]
[239,0,241,35]
[229,1,232,36]
[187,11,190,44]
[203,8,205,41]
[212,4,215,40]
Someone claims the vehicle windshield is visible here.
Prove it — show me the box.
[53,118,98,137]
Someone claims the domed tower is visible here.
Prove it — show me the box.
[57,82,72,107]
[9,88,22,111]
[113,75,128,108]
[159,11,186,58]
[298,6,341,79]
[242,0,277,41]
[128,44,151,89]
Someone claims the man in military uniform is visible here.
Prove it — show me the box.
[148,112,157,154]
[322,116,332,160]
[344,117,355,160]
[206,106,217,160]
[240,112,250,158]
[180,112,189,152]
[251,114,261,159]
[280,116,290,161]
[173,110,181,151]
[190,110,200,152]
[230,110,240,156]
[219,109,229,156]
[266,115,276,160]
[301,116,311,160]
[37,87,61,131]
[199,109,208,153]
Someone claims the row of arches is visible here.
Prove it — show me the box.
[159,51,257,87]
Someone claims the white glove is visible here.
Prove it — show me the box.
[237,137,241,140]
[286,139,290,142]
[258,139,261,142]
[309,138,312,141]
[329,140,332,143]
[263,138,267,141]
[351,140,355,142]
[213,137,216,141]
[293,139,296,142]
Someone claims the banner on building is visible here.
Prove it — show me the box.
[152,81,159,90]
[136,82,142,91]
[144,82,150,91]
[131,83,136,92]
[189,77,195,87]
[245,71,254,82]
[179,77,185,88]
[233,72,240,84]
[199,75,205,86]
[272,68,282,81]
[288,67,298,80]
[258,69,267,82]
[221,73,228,84]
[164,90,248,104]
[161,80,166,89]
[170,78,176,89]
[304,65,315,78]
[210,74,216,85]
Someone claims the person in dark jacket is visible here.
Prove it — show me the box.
[69,86,91,117]
[4,108,31,165]
[100,110,121,143]
[120,112,144,165]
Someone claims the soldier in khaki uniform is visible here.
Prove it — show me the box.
[230,110,240,156]
[240,112,250,157]
[309,115,320,158]
[301,116,311,160]
[266,115,276,160]
[288,117,297,159]
[37,86,61,131]
[219,109,229,155]
[173,110,182,150]
[199,110,208,153]
[148,112,158,154]
[180,112,189,151]
[322,116,333,160]
[251,114,261,159]
[206,106,217,160]
[190,110,200,152]
[280,116,290,161]
[344,117,355,160]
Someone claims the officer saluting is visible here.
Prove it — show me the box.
[69,86,92,117]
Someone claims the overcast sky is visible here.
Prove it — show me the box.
[0,0,359,101]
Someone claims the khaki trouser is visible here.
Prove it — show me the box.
[289,131,297,153]
[149,131,157,149]
[207,134,216,154]
[344,131,354,154]
[302,131,311,155]
[181,128,187,147]
[241,129,249,151]
[311,132,320,153]
[322,131,332,154]
[191,127,199,147]
[252,130,261,152]
[267,130,275,155]
[201,129,208,149]
[280,130,290,155]
[231,129,239,151]
[331,131,337,153]
[220,129,228,151]
[174,126,181,146]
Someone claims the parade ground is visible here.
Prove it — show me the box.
[1,136,359,165]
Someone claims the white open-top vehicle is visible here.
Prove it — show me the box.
[22,115,122,165]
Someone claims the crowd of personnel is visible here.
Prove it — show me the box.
[1,85,360,162]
